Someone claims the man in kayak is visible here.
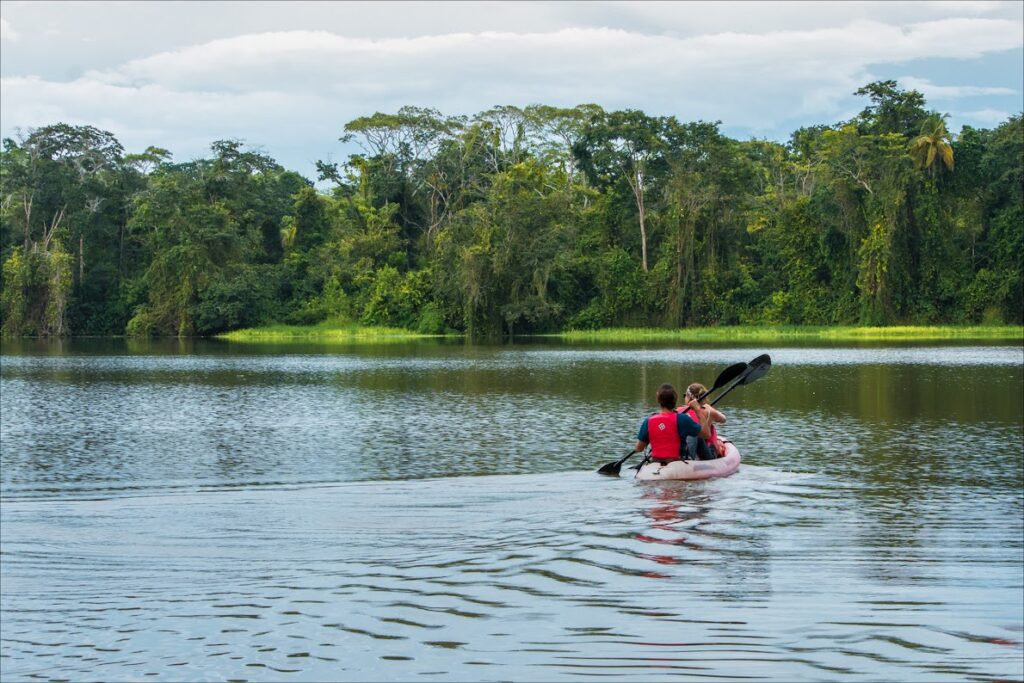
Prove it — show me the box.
[681,382,727,460]
[633,383,711,464]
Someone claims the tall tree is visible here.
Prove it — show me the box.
[576,110,668,272]
[910,114,955,176]
[854,80,929,137]
[434,160,575,338]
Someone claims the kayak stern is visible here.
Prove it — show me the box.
[634,440,741,481]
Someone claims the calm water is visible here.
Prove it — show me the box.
[1,339,1022,682]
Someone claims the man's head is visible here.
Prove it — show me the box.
[656,383,678,410]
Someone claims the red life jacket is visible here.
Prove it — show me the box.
[683,406,718,449]
[647,411,681,460]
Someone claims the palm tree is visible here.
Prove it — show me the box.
[910,114,955,176]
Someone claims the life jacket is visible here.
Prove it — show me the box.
[684,406,720,452]
[647,411,681,460]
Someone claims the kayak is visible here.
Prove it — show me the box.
[634,440,741,481]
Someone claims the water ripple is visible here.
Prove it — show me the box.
[3,470,1021,682]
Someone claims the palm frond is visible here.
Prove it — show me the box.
[939,144,954,170]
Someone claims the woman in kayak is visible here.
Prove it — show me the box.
[633,383,711,464]
[681,382,727,459]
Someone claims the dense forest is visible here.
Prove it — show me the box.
[1,81,1021,338]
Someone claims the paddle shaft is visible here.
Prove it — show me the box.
[709,382,740,407]
[605,447,636,471]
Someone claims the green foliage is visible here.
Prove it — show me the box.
[193,264,280,334]
[1,243,73,336]
[44,242,73,335]
[433,160,575,337]
[592,247,649,325]
[962,268,1020,324]
[129,172,237,335]
[1,248,29,335]
[854,80,928,137]
[285,186,331,253]
[1,90,1021,337]
[856,221,895,325]
[911,114,955,175]
[415,301,447,335]
[322,276,352,321]
[360,266,429,328]
[125,304,165,337]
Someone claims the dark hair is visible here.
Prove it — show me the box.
[656,383,678,409]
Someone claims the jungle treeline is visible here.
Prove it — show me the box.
[1,81,1021,338]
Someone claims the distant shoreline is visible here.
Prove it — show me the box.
[216,321,450,341]
[215,323,1024,342]
[551,325,1024,342]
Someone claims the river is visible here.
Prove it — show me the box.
[1,339,1021,681]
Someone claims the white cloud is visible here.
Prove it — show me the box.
[74,19,1024,120]
[958,108,1014,125]
[94,19,1023,88]
[921,1,1004,13]
[0,74,343,170]
[1,17,19,41]
[550,1,1021,38]
[899,76,1017,99]
[2,16,1021,172]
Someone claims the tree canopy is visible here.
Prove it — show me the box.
[2,82,1021,338]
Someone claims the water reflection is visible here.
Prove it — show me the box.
[635,485,695,579]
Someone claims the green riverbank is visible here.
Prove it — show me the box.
[219,322,1024,343]
[217,320,449,342]
[554,325,1024,342]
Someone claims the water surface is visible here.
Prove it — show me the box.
[2,339,1021,681]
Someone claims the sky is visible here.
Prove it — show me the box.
[1,1,1022,180]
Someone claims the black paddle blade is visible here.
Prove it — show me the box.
[740,353,772,385]
[709,353,772,406]
[695,362,747,402]
[712,362,748,391]
[597,448,636,476]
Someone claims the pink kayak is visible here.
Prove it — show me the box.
[634,440,741,481]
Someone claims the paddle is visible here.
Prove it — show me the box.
[708,353,771,407]
[596,360,750,477]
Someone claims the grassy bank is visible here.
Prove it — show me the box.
[219,322,1024,343]
[217,320,449,342]
[555,325,1024,342]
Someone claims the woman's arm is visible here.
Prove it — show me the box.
[705,405,726,424]
[685,399,712,440]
